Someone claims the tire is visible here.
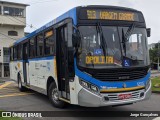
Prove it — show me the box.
[18,75,26,92]
[48,82,67,108]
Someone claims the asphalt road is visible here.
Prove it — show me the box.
[0,80,160,120]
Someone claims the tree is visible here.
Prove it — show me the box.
[149,43,160,64]
[149,48,158,63]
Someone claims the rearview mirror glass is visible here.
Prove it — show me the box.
[147,28,151,37]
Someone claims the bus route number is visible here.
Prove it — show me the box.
[87,10,96,19]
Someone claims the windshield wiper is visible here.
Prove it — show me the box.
[122,29,127,57]
[96,22,108,58]
[122,23,135,57]
[125,23,135,41]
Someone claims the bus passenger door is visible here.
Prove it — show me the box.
[23,42,29,86]
[56,19,75,101]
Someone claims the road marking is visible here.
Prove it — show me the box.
[0,92,34,98]
[153,117,160,120]
[0,81,13,89]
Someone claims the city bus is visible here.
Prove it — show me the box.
[10,5,151,108]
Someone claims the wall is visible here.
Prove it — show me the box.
[0,15,26,26]
[0,25,24,63]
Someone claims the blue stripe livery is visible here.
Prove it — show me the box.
[28,56,54,61]
[74,59,150,90]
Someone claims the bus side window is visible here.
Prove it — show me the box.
[36,33,44,57]
[44,29,55,55]
[17,44,22,60]
[29,37,36,58]
[10,47,13,61]
[13,46,17,60]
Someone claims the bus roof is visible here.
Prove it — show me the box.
[13,7,77,46]
[13,5,142,46]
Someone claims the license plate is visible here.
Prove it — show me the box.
[118,93,132,100]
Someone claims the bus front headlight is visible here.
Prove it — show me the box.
[79,78,99,93]
[80,80,90,89]
[90,85,99,92]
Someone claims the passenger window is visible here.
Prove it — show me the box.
[13,46,17,60]
[10,47,14,61]
[17,45,22,59]
[29,38,35,58]
[44,29,55,55]
[36,33,44,56]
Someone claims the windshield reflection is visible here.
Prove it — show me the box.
[77,26,149,69]
[120,27,150,66]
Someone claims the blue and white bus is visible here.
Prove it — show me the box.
[10,5,151,108]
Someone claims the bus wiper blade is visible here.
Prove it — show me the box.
[126,54,144,61]
[96,22,108,58]
[124,23,135,42]
[123,55,136,61]
[122,28,127,56]
[122,23,135,57]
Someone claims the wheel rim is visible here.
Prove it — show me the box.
[51,88,59,103]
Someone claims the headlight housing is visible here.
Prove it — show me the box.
[81,80,90,88]
[79,78,99,94]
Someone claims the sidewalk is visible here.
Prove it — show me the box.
[151,70,160,78]
[151,70,160,74]
[0,77,10,85]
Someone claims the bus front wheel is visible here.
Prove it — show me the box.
[48,82,66,108]
[18,75,26,92]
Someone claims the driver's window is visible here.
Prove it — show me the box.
[128,34,138,51]
[128,33,143,52]
[79,26,98,52]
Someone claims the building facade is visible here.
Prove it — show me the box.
[0,1,28,77]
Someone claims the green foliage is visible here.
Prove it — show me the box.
[155,43,160,49]
[151,77,160,92]
[149,48,158,63]
[149,43,160,63]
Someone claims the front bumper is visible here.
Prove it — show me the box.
[78,81,151,107]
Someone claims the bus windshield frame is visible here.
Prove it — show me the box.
[76,25,150,69]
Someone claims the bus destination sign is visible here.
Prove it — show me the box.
[80,9,139,21]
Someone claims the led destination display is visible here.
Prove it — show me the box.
[79,9,140,21]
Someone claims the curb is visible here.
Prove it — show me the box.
[151,76,160,78]
[152,91,160,94]
[0,80,5,84]
[0,81,13,89]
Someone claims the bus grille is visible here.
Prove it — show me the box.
[92,67,148,81]
[103,89,145,102]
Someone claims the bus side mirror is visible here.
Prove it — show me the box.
[72,33,80,48]
[147,28,151,37]
[68,47,75,77]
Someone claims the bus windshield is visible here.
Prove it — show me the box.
[77,26,150,69]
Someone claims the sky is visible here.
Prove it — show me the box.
[2,0,160,44]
